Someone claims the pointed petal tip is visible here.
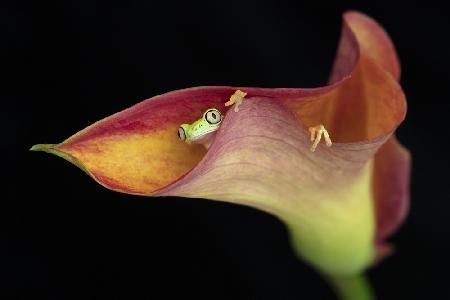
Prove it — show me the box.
[30,143,90,175]
[30,143,54,152]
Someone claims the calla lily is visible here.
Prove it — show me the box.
[32,11,410,299]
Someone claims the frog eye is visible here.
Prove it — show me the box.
[177,127,186,141]
[205,109,222,125]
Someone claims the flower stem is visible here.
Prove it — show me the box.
[328,273,376,300]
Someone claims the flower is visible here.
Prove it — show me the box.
[31,11,410,278]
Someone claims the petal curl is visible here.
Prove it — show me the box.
[329,11,411,257]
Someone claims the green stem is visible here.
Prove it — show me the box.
[328,273,376,300]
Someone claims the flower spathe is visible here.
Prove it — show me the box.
[31,11,410,276]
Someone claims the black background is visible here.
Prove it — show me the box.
[3,1,450,299]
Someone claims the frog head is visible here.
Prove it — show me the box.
[178,108,223,147]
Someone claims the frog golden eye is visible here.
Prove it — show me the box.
[205,109,222,125]
[177,127,186,141]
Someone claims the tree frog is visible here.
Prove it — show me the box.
[177,108,223,149]
[177,90,246,148]
[176,90,332,152]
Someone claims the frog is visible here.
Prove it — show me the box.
[177,90,247,148]
[177,89,332,152]
[177,108,223,149]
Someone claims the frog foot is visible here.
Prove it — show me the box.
[225,90,247,112]
[308,124,332,152]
